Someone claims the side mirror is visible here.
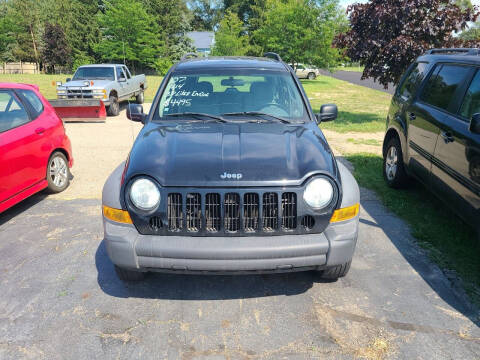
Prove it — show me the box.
[127,104,146,123]
[316,103,338,123]
[471,113,480,134]
[66,78,71,82]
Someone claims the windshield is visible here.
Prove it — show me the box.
[73,67,115,81]
[154,70,309,122]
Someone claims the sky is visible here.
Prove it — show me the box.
[340,0,480,7]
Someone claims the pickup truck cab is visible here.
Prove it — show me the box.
[56,64,147,116]
[102,55,360,281]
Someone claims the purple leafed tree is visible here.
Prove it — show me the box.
[334,0,480,87]
[42,23,71,73]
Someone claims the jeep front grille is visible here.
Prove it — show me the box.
[164,191,300,235]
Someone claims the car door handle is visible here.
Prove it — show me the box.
[35,127,45,135]
[408,112,416,120]
[441,131,454,143]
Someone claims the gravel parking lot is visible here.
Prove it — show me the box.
[0,107,479,359]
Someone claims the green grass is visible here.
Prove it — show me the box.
[301,77,391,133]
[347,153,480,306]
[347,138,382,146]
[0,73,163,102]
[334,66,365,73]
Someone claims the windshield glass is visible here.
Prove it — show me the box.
[154,70,309,122]
[73,67,115,81]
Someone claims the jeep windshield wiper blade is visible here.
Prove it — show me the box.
[222,112,291,123]
[164,112,227,123]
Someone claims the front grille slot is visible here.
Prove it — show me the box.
[205,193,221,232]
[224,193,240,233]
[186,193,201,232]
[262,193,278,231]
[243,193,259,232]
[167,193,183,231]
[282,193,297,230]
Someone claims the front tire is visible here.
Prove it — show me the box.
[107,95,120,116]
[383,137,409,188]
[114,265,146,282]
[46,152,70,194]
[136,90,144,104]
[307,72,316,80]
[317,261,351,280]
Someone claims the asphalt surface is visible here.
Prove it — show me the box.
[1,171,479,358]
[319,70,395,95]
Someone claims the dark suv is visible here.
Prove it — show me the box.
[383,48,480,232]
[101,54,360,281]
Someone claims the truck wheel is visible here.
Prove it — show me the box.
[317,261,351,280]
[136,91,144,104]
[46,152,70,194]
[308,72,316,80]
[383,137,409,188]
[114,265,146,282]
[107,95,120,116]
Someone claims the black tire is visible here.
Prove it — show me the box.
[318,261,351,280]
[114,265,146,282]
[383,137,409,188]
[136,90,144,104]
[45,152,70,194]
[107,95,120,116]
[307,72,316,80]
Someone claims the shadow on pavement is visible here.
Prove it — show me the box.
[95,240,321,300]
[0,192,48,226]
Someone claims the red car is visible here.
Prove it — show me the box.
[0,83,73,213]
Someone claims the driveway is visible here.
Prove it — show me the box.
[0,108,479,359]
[319,70,395,95]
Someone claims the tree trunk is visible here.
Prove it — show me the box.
[29,24,39,69]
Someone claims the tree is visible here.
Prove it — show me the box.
[255,0,343,68]
[334,0,479,87]
[188,0,222,31]
[95,0,164,71]
[460,22,480,41]
[0,1,16,62]
[42,23,71,73]
[211,10,250,56]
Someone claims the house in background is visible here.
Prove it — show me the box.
[187,32,215,56]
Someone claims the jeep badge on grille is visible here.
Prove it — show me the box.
[220,172,243,180]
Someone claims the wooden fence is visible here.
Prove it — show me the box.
[0,62,39,74]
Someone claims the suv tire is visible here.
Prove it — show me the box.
[107,95,120,116]
[308,72,316,80]
[136,91,144,104]
[114,265,146,282]
[317,261,351,280]
[46,152,70,193]
[383,137,409,188]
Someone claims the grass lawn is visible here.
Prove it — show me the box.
[0,74,163,103]
[301,77,391,133]
[347,153,480,306]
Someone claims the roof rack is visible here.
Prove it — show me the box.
[181,53,199,61]
[425,48,480,56]
[263,52,282,62]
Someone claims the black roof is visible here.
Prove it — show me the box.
[417,48,480,64]
[175,56,289,72]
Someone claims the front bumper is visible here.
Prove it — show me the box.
[103,216,358,274]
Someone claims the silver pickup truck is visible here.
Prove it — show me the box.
[56,64,147,116]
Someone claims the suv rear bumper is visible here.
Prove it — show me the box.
[103,216,358,274]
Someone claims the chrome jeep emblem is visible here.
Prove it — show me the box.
[220,172,243,180]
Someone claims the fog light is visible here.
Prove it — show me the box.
[103,206,132,224]
[330,203,359,223]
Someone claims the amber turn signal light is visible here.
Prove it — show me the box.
[330,203,360,223]
[103,206,132,224]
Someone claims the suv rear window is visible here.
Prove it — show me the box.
[397,62,428,100]
[420,64,471,112]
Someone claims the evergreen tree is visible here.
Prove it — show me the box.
[211,10,249,56]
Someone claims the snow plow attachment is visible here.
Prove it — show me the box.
[50,99,107,123]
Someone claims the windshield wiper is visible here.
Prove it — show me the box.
[222,112,292,124]
[164,112,227,123]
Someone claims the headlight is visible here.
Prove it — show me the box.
[303,178,334,209]
[130,178,160,211]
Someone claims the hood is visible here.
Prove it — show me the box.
[125,121,337,187]
[59,79,112,89]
